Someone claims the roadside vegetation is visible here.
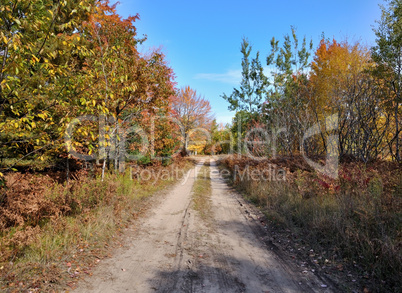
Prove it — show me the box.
[0,1,203,290]
[0,158,194,291]
[220,155,401,293]
[216,2,402,292]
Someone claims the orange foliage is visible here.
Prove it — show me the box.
[171,86,213,152]
[310,38,372,112]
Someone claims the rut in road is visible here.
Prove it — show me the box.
[74,159,332,293]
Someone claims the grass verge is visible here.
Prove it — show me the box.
[192,161,212,220]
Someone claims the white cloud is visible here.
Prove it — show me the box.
[195,66,277,85]
[194,69,242,85]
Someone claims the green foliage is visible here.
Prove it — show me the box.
[0,0,178,176]
[372,0,402,82]
[223,21,400,161]
[230,110,256,153]
[137,155,152,166]
[372,0,402,161]
[222,38,268,114]
[0,0,96,165]
[222,28,314,157]
[265,26,313,116]
[203,119,232,155]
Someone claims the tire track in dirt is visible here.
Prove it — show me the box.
[204,159,332,293]
[157,194,193,292]
[74,161,205,292]
[74,158,333,293]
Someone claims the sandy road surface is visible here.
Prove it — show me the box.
[74,159,332,293]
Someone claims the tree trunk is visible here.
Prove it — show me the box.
[114,121,119,171]
[395,100,400,161]
[101,154,107,181]
[119,126,125,173]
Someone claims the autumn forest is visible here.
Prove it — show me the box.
[0,0,401,292]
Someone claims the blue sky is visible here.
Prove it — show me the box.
[115,0,383,125]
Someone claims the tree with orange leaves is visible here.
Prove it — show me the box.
[78,1,176,171]
[310,39,372,114]
[310,38,391,161]
[171,86,213,154]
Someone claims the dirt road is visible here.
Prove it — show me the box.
[74,159,332,293]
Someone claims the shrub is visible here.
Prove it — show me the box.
[220,155,402,292]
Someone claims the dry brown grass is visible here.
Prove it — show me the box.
[220,155,402,293]
[0,158,195,292]
[192,161,212,220]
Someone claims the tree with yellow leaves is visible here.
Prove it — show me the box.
[310,38,390,161]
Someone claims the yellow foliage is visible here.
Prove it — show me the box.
[310,39,372,114]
